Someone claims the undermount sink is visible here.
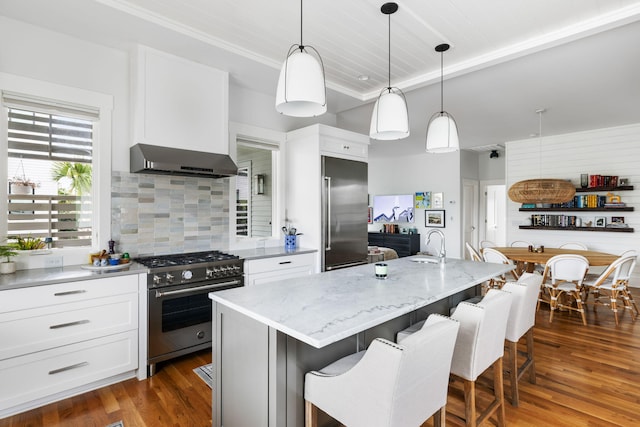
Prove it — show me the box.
[411,257,441,264]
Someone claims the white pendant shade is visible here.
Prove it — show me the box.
[426,112,459,153]
[369,89,410,140]
[275,48,326,117]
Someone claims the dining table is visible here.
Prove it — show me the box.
[491,246,619,275]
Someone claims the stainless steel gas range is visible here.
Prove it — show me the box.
[135,250,244,376]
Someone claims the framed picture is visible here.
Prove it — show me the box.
[432,192,444,209]
[415,192,431,209]
[425,210,445,228]
[594,216,606,227]
[611,216,625,224]
[367,207,373,224]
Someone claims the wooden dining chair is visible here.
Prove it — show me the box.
[559,242,588,250]
[466,242,483,262]
[482,248,519,289]
[538,254,589,325]
[480,240,497,249]
[582,254,638,325]
[510,240,533,248]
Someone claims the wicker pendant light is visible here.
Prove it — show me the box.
[508,179,575,204]
[508,109,575,204]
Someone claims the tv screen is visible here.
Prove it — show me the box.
[373,194,414,223]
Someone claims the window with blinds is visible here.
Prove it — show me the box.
[6,105,95,248]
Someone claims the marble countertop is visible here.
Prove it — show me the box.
[231,246,316,260]
[0,262,148,291]
[210,256,514,348]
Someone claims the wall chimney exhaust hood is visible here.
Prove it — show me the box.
[130,143,238,178]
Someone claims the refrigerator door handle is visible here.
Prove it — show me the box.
[324,176,331,251]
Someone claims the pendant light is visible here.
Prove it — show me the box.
[425,44,459,153]
[369,2,409,140]
[508,109,575,204]
[275,0,327,117]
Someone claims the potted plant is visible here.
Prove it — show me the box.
[11,235,46,251]
[8,176,39,195]
[0,244,19,274]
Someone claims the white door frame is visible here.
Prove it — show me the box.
[480,179,506,246]
[462,179,479,258]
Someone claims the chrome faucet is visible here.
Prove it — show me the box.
[426,229,446,263]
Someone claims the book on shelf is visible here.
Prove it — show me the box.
[604,203,626,207]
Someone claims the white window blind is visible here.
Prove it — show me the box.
[3,91,96,164]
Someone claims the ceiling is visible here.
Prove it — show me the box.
[2,0,640,156]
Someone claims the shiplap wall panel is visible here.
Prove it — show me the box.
[506,124,640,285]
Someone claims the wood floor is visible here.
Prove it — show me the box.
[1,305,638,427]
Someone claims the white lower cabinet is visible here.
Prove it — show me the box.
[0,275,139,418]
[244,252,316,286]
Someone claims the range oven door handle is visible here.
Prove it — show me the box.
[154,280,241,298]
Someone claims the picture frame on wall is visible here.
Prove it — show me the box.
[432,192,443,209]
[594,216,606,227]
[425,210,445,228]
[368,207,373,224]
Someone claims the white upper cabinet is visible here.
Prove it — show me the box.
[132,45,229,154]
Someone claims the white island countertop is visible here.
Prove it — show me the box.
[210,256,513,348]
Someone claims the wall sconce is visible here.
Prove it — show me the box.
[253,174,265,195]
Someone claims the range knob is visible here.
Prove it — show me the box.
[206,268,214,279]
[153,274,162,285]
[182,270,193,281]
[165,273,174,284]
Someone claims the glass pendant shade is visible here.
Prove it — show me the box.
[275,47,327,117]
[426,111,459,153]
[369,88,410,140]
[508,179,576,204]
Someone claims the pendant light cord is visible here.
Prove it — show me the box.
[439,50,444,113]
[387,13,391,91]
[300,0,303,48]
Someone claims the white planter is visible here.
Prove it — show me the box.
[0,262,17,274]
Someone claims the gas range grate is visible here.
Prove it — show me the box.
[136,250,239,268]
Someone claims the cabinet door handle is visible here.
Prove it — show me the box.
[54,290,87,297]
[49,319,90,329]
[278,261,292,265]
[49,361,89,375]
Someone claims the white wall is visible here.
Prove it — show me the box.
[367,152,462,257]
[506,123,640,254]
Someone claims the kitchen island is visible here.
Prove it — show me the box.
[209,256,514,427]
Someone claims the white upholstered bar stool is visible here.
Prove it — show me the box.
[304,314,460,427]
[398,289,513,427]
[449,289,512,427]
[501,272,543,407]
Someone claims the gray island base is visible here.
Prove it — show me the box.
[210,256,514,427]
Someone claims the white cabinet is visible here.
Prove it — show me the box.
[132,45,229,154]
[244,252,316,286]
[0,275,139,418]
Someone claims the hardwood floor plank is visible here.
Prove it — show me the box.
[1,308,638,427]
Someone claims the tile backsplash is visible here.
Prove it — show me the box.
[111,171,230,256]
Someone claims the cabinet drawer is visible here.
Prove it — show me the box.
[0,293,138,361]
[244,253,316,275]
[0,275,138,313]
[0,330,137,412]
[320,138,368,160]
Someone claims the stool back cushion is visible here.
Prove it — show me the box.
[502,273,543,342]
[450,289,513,381]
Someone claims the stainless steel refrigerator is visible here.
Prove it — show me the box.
[321,156,369,271]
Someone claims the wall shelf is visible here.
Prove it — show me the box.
[518,225,634,233]
[575,185,634,192]
[519,207,633,212]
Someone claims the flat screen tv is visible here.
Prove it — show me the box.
[373,194,414,223]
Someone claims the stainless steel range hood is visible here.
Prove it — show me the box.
[130,143,238,178]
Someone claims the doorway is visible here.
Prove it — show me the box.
[480,181,506,247]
